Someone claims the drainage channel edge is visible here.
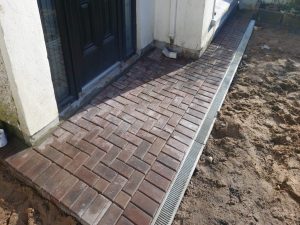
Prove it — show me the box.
[152,19,256,225]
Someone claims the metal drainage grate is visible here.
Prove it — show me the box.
[153,19,256,225]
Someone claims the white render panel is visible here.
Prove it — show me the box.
[154,0,172,44]
[154,0,208,52]
[174,0,206,50]
[0,0,59,139]
[153,0,239,53]
[136,0,155,51]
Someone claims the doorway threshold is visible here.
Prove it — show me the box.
[60,54,140,119]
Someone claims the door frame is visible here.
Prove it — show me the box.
[53,0,136,110]
[120,0,137,59]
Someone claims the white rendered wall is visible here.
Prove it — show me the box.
[154,0,238,54]
[154,0,172,44]
[0,0,59,142]
[200,0,216,51]
[201,0,238,52]
[136,0,155,51]
[154,0,218,53]
[174,0,206,51]
[154,0,206,51]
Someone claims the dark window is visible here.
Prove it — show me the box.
[37,0,70,105]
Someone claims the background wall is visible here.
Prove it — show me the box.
[240,0,298,9]
[262,0,295,3]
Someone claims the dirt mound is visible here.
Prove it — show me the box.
[0,165,76,225]
[174,26,300,225]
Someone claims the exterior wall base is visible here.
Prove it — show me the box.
[154,41,201,59]
[23,117,59,146]
[60,48,152,120]
[136,42,155,56]
[154,0,240,59]
[154,1,238,61]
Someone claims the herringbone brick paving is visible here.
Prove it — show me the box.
[0,13,250,225]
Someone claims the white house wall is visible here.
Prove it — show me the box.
[154,0,206,51]
[154,0,218,54]
[154,0,240,56]
[200,0,238,54]
[154,0,172,44]
[136,0,155,51]
[0,0,59,143]
[174,0,206,51]
[200,0,216,51]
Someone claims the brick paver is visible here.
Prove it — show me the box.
[1,13,250,225]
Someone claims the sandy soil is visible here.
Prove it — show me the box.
[173,27,300,225]
[0,165,77,225]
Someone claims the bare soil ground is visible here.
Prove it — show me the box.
[173,26,300,225]
[0,165,77,225]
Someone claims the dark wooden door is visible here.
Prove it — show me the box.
[38,0,135,110]
[59,0,121,88]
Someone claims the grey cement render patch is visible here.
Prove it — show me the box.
[152,19,256,225]
[0,49,19,129]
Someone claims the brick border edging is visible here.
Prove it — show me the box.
[152,20,256,225]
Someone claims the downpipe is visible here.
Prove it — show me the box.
[169,0,178,43]
[163,0,178,59]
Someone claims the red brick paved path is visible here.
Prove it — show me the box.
[1,13,250,225]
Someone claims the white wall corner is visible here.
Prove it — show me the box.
[154,0,207,55]
[154,0,171,44]
[136,0,155,52]
[200,0,217,50]
[174,0,206,51]
[0,0,59,143]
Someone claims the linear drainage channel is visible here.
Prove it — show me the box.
[152,20,256,225]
